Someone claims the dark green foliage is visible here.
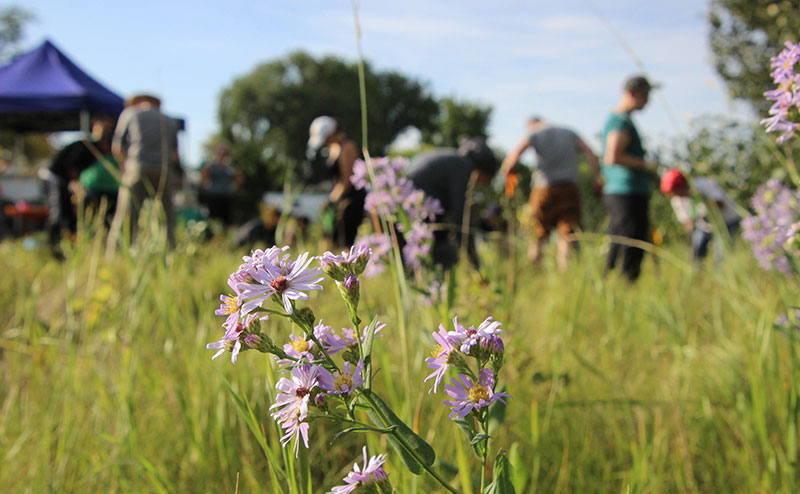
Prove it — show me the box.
[216,51,438,189]
[424,97,493,148]
[0,5,33,62]
[709,0,800,113]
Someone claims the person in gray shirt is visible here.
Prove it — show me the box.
[409,137,499,271]
[106,93,180,254]
[501,116,601,271]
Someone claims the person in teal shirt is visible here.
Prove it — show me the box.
[601,75,659,282]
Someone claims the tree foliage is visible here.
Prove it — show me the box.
[424,97,492,148]
[0,6,33,63]
[216,51,440,190]
[709,0,800,114]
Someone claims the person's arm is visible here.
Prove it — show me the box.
[604,130,654,171]
[111,110,130,172]
[499,137,530,178]
[330,141,357,203]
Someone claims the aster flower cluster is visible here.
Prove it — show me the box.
[425,316,510,419]
[775,308,800,333]
[351,156,443,273]
[741,179,800,274]
[328,446,392,494]
[762,40,800,143]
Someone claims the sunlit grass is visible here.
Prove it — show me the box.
[0,220,796,493]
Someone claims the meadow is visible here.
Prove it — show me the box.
[0,216,797,494]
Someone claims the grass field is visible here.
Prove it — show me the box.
[1,221,797,493]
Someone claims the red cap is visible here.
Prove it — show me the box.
[660,168,687,195]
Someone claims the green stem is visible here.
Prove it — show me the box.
[479,413,490,492]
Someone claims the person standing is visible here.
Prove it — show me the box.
[660,168,741,261]
[307,116,365,247]
[501,116,602,271]
[106,94,180,254]
[602,75,659,282]
[45,116,112,255]
[408,138,500,271]
[200,144,242,225]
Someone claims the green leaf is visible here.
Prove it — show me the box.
[455,418,486,458]
[362,316,379,389]
[509,442,528,493]
[483,450,516,494]
[222,377,287,490]
[471,433,491,446]
[362,390,436,475]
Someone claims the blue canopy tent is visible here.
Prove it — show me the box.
[0,39,124,133]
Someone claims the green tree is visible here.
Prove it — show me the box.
[0,6,33,63]
[709,0,800,114]
[216,51,439,190]
[0,6,49,168]
[424,97,492,148]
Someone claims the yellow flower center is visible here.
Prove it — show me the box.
[291,339,310,353]
[334,373,353,391]
[224,296,239,315]
[468,385,490,403]
[431,345,444,358]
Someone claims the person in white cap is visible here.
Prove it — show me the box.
[307,116,365,246]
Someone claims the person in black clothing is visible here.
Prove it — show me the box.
[408,138,500,271]
[307,116,365,247]
[46,117,113,253]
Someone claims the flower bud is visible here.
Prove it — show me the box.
[295,307,316,328]
[319,256,348,281]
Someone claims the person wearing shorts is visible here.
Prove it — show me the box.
[502,116,601,271]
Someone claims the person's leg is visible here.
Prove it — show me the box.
[107,162,142,257]
[555,184,581,272]
[620,195,649,282]
[529,187,552,265]
[603,194,627,274]
[692,227,712,260]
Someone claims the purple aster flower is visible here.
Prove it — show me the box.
[447,316,504,355]
[206,313,259,364]
[277,410,310,458]
[239,250,324,314]
[270,364,320,423]
[318,359,364,396]
[313,320,351,355]
[357,234,392,278]
[742,180,800,274]
[215,274,244,330]
[442,369,511,420]
[341,322,386,348]
[425,324,462,393]
[328,446,390,494]
[278,333,316,365]
[762,41,800,142]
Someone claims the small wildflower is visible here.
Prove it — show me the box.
[270,364,320,423]
[424,324,462,393]
[442,369,511,420]
[319,360,364,396]
[240,250,324,315]
[206,313,259,364]
[328,446,391,494]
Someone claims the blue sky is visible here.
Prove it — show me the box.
[21,0,753,166]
